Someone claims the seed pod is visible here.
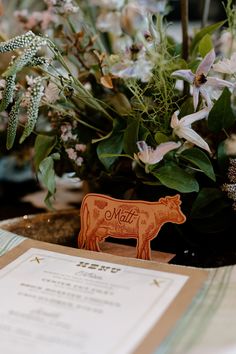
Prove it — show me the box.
[20,78,44,143]
[0,75,16,112]
[0,31,35,53]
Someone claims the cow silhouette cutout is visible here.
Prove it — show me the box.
[78,193,186,260]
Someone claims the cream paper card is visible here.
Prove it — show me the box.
[0,240,208,354]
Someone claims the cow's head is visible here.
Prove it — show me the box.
[159,194,186,224]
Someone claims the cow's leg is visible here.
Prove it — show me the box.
[86,235,100,251]
[136,237,146,259]
[85,226,103,252]
[143,240,151,260]
[137,238,151,260]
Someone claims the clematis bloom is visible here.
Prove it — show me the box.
[136,140,181,165]
[171,108,211,153]
[172,49,233,111]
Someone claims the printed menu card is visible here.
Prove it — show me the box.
[0,239,208,354]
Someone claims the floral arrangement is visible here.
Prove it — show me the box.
[1,0,236,255]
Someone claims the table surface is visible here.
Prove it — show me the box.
[0,227,235,354]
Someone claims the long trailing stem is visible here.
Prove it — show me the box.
[46,38,113,121]
[181,0,189,96]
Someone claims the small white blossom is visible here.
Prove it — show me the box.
[171,108,211,153]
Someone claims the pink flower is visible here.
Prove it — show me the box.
[66,148,77,160]
[135,140,181,165]
[75,143,86,152]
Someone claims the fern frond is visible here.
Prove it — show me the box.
[6,97,22,150]
[20,78,44,143]
[0,31,35,53]
[0,75,16,112]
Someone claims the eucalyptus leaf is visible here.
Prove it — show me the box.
[38,153,60,209]
[208,87,235,133]
[152,163,199,193]
[34,134,57,172]
[180,148,215,181]
[97,132,123,169]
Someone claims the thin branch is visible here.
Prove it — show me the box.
[181,0,189,96]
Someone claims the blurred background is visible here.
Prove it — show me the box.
[0,0,230,220]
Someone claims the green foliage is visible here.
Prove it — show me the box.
[97,132,124,169]
[190,187,229,219]
[38,153,60,209]
[208,88,236,133]
[152,162,199,193]
[198,34,213,58]
[179,148,215,181]
[34,134,57,172]
[190,20,226,54]
[123,117,140,155]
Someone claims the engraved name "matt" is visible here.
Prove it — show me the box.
[105,208,138,224]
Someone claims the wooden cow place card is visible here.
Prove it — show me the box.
[78,193,186,260]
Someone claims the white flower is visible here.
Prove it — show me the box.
[171,108,211,153]
[110,56,153,82]
[133,0,167,13]
[213,53,236,75]
[135,140,181,165]
[120,3,149,36]
[172,49,233,111]
[96,11,122,35]
[88,0,124,10]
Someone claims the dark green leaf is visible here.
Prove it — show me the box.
[180,148,215,181]
[190,187,229,218]
[179,97,194,118]
[123,117,140,155]
[154,132,170,144]
[34,134,57,172]
[97,132,123,169]
[217,140,229,173]
[208,87,235,132]
[190,20,226,54]
[152,163,199,193]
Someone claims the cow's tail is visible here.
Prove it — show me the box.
[78,202,89,248]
